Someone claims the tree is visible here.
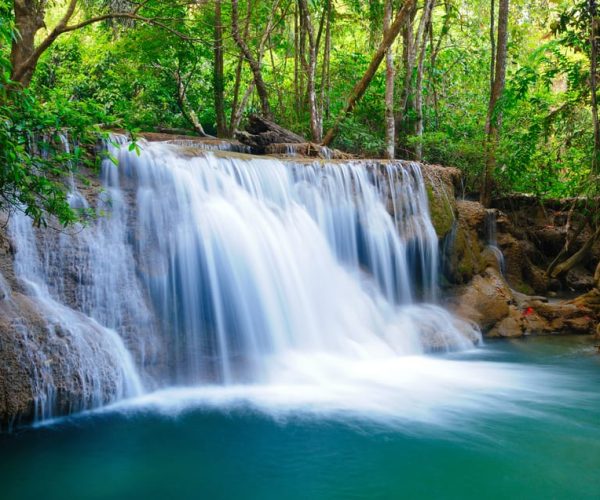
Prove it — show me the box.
[9,0,190,88]
[480,0,509,207]
[383,0,395,159]
[414,0,435,160]
[231,0,272,118]
[298,0,322,141]
[213,0,227,137]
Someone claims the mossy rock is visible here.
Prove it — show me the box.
[426,183,455,239]
[451,224,485,283]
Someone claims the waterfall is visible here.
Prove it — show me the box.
[7,214,143,422]
[485,209,506,275]
[6,138,480,422]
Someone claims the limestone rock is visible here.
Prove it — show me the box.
[448,267,513,332]
[441,200,486,285]
[420,164,461,239]
[487,306,524,338]
[566,266,596,291]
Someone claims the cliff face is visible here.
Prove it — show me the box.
[439,196,600,338]
[409,163,600,338]
[0,214,143,431]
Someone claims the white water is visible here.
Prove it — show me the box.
[485,209,506,275]
[8,138,489,422]
[8,214,142,421]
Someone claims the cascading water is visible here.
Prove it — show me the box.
[7,214,142,422]
[485,209,506,275]
[7,137,481,423]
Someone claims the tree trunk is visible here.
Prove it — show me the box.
[489,0,496,95]
[294,4,301,117]
[230,82,256,133]
[414,0,436,160]
[383,0,395,159]
[320,0,332,122]
[11,0,48,87]
[322,0,416,146]
[213,0,227,137]
[229,0,252,135]
[550,226,600,279]
[396,2,416,151]
[590,0,600,176]
[175,69,210,137]
[298,0,322,142]
[481,0,509,208]
[429,0,450,129]
[231,0,272,118]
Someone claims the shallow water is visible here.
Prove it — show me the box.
[1,336,599,500]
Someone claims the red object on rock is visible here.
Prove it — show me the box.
[523,307,534,316]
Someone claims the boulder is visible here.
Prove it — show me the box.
[448,267,513,332]
[566,265,596,291]
[487,306,524,338]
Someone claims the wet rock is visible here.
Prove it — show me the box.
[566,266,596,291]
[422,166,459,239]
[441,200,486,285]
[487,307,523,338]
[448,267,513,332]
[448,263,598,337]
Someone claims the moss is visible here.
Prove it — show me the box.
[446,223,485,284]
[426,183,455,239]
[514,282,535,295]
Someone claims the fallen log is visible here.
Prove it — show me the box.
[235,115,306,153]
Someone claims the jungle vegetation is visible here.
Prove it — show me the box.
[0,0,598,228]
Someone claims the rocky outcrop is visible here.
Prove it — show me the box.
[0,272,139,430]
[493,196,600,294]
[448,266,599,338]
[422,165,460,239]
[0,216,141,430]
[440,200,487,285]
[447,267,514,333]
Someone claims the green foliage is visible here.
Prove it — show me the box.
[0,4,107,226]
[2,0,599,223]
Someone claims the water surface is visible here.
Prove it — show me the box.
[1,336,599,500]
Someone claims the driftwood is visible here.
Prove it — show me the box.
[235,115,306,153]
[265,142,354,160]
[235,115,353,159]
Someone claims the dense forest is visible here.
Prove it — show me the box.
[0,0,598,225]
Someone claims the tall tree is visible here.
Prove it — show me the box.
[480,0,509,207]
[231,0,273,118]
[383,0,395,159]
[414,0,435,160]
[213,0,227,137]
[590,0,600,175]
[298,0,322,141]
